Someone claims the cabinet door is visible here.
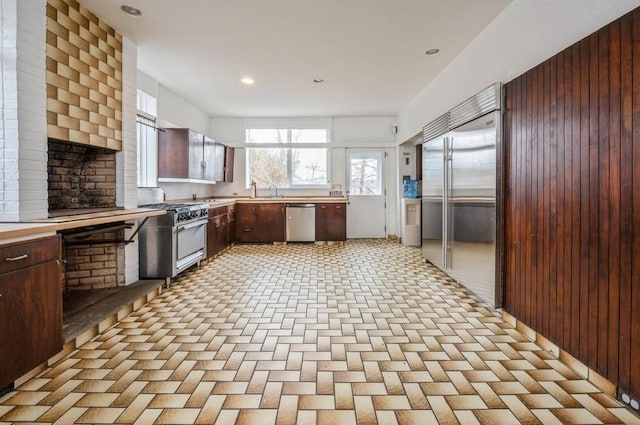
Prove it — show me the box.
[328,203,347,241]
[189,130,205,180]
[236,204,257,242]
[216,217,226,255]
[0,260,62,387]
[158,128,190,178]
[316,203,346,241]
[213,143,225,182]
[224,146,235,182]
[207,215,217,259]
[258,204,285,242]
[315,204,329,241]
[228,206,236,244]
[202,135,216,181]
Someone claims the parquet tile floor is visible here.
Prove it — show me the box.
[1,240,639,424]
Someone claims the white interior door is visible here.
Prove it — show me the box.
[346,149,386,238]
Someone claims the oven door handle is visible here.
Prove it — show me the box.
[177,220,207,232]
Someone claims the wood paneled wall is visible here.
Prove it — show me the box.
[504,9,640,403]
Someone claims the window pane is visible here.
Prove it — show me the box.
[137,90,157,116]
[247,148,287,187]
[137,122,145,187]
[291,129,327,143]
[350,154,382,195]
[137,121,158,187]
[246,129,287,144]
[291,148,327,185]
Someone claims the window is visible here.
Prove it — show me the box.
[136,90,158,187]
[246,128,329,188]
[349,150,383,195]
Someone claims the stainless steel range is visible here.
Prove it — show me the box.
[138,203,208,284]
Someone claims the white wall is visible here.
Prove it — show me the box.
[157,85,210,134]
[209,116,400,236]
[16,0,48,221]
[210,117,243,147]
[0,0,21,222]
[138,71,216,201]
[137,71,158,100]
[0,0,48,221]
[119,37,139,284]
[396,0,640,144]
[333,117,397,146]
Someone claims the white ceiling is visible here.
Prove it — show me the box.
[78,0,511,118]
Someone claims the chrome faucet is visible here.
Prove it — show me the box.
[268,184,279,197]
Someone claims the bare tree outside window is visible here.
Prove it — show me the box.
[246,128,328,188]
[292,148,327,185]
[248,148,287,187]
[350,157,381,195]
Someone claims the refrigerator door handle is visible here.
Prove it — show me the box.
[445,137,454,270]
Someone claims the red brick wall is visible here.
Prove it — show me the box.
[63,229,123,290]
[47,139,116,211]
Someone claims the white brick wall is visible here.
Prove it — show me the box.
[0,0,47,221]
[119,37,139,284]
[17,0,47,220]
[1,0,20,221]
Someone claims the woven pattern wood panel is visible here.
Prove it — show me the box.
[46,0,123,151]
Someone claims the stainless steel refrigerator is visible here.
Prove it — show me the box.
[422,85,501,307]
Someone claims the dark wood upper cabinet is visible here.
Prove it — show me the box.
[202,135,217,181]
[158,128,228,183]
[213,142,225,182]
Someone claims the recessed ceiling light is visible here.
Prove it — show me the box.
[241,77,255,85]
[425,48,440,55]
[313,78,324,83]
[120,5,142,17]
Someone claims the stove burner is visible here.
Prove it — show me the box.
[140,202,209,224]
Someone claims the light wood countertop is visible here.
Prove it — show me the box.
[194,197,347,205]
[0,208,165,241]
[236,197,347,204]
[171,196,347,207]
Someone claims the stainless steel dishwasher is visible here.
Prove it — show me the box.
[286,203,315,242]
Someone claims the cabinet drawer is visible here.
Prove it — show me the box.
[0,235,60,274]
[208,205,228,218]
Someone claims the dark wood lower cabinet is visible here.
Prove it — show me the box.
[315,203,346,241]
[207,213,221,259]
[236,202,345,243]
[227,205,236,245]
[0,235,62,389]
[207,205,236,259]
[236,203,285,243]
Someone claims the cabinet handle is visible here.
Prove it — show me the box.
[5,254,28,262]
[336,206,342,209]
[320,206,327,209]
